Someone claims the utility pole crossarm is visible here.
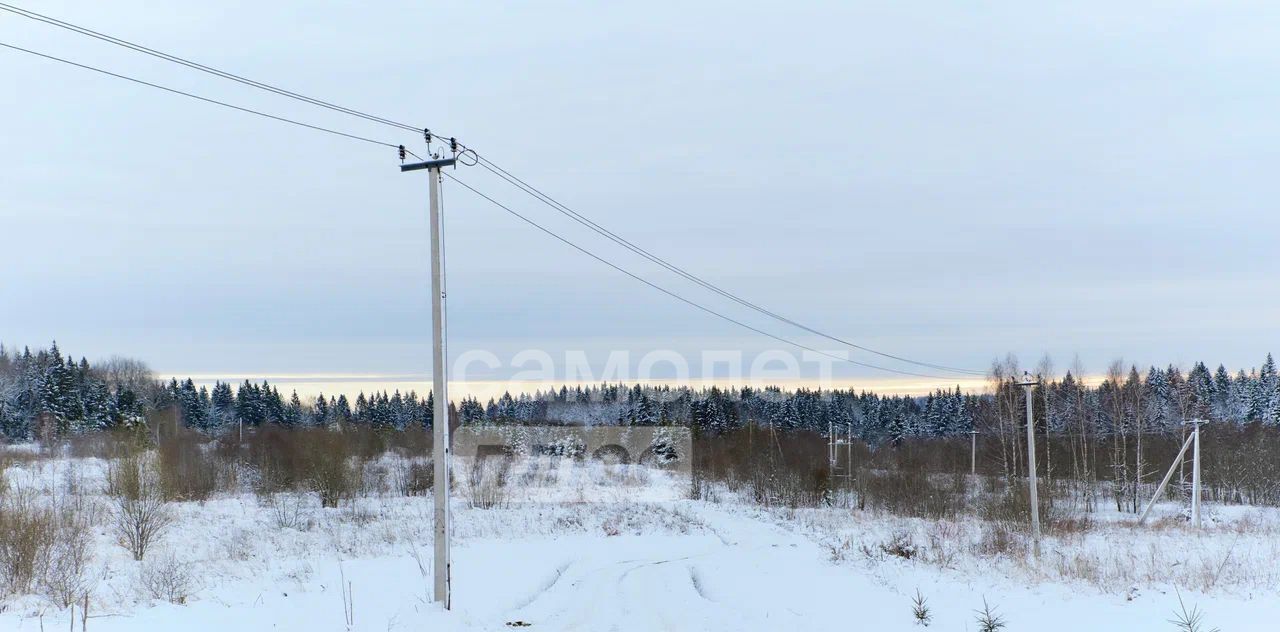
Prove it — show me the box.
[401,157,456,172]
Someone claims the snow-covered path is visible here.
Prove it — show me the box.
[459,503,1279,632]
[506,506,825,631]
[4,500,1277,631]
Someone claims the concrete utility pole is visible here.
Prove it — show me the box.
[846,422,853,479]
[1189,418,1205,529]
[828,418,835,471]
[401,155,456,608]
[1137,422,1198,525]
[1142,419,1208,528]
[1017,372,1041,556]
[968,430,978,475]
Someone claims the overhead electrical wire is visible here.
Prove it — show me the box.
[0,2,436,137]
[0,1,983,378]
[470,157,986,376]
[0,41,402,148]
[444,172,952,380]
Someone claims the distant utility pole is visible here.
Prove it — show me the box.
[828,418,835,470]
[1188,418,1206,529]
[1138,418,1207,528]
[401,155,456,609]
[846,422,853,480]
[1016,372,1041,556]
[968,429,978,475]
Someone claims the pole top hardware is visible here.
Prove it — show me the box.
[401,157,457,172]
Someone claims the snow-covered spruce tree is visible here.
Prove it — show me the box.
[1259,353,1279,425]
[311,394,329,427]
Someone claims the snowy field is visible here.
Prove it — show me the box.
[0,448,1277,631]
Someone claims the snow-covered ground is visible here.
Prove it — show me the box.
[0,450,1276,631]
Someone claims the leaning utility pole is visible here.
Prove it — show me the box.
[401,154,456,608]
[1017,372,1041,556]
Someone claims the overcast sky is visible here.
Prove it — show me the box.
[3,1,1278,394]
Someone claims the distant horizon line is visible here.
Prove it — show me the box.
[164,373,1086,400]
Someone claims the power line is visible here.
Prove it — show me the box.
[0,2,437,137]
[472,157,986,376]
[444,172,954,380]
[0,2,980,376]
[0,41,400,148]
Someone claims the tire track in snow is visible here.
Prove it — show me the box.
[688,565,713,602]
[509,561,572,611]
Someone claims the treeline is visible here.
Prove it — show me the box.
[455,383,977,445]
[0,343,148,437]
[0,342,978,441]
[0,343,442,439]
[3,343,1280,450]
[981,355,1280,511]
[167,379,434,431]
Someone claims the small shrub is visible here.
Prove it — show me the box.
[361,463,390,497]
[138,553,195,604]
[109,457,172,561]
[303,431,361,508]
[466,459,509,509]
[862,469,964,519]
[827,537,853,563]
[57,467,99,524]
[217,528,256,563]
[245,427,374,506]
[0,487,55,595]
[1047,512,1093,536]
[65,426,146,460]
[880,530,917,560]
[979,490,1052,532]
[339,502,377,526]
[105,455,144,501]
[266,491,314,531]
[156,422,229,501]
[391,459,433,497]
[924,521,960,568]
[978,523,1025,557]
[41,507,95,607]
